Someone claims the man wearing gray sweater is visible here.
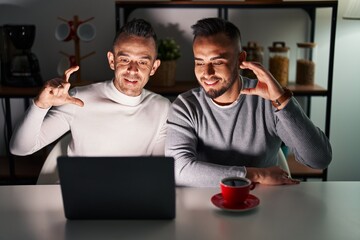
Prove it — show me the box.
[165,18,332,187]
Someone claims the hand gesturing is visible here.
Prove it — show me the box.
[240,61,284,101]
[34,66,84,109]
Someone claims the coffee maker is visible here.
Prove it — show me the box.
[0,25,42,87]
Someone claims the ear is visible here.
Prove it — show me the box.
[107,51,115,70]
[149,59,161,76]
[238,51,247,68]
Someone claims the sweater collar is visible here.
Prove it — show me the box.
[108,80,143,106]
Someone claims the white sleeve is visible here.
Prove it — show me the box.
[9,100,71,155]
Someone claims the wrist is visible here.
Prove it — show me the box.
[271,87,293,110]
[34,98,51,109]
[245,167,260,183]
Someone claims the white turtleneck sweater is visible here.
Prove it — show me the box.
[10,80,171,157]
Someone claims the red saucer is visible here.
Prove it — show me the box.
[211,193,260,212]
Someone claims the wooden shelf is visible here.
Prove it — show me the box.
[0,85,40,98]
[0,80,94,98]
[146,80,327,97]
[115,1,338,8]
[0,81,327,98]
[287,83,327,96]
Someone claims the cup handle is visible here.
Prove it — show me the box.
[249,182,256,190]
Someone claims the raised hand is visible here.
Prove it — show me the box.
[34,66,84,109]
[240,61,285,101]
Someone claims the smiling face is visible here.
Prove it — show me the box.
[107,33,160,96]
[193,33,245,104]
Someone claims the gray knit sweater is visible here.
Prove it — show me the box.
[165,77,332,187]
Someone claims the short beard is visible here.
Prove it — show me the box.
[205,87,228,99]
[203,76,237,99]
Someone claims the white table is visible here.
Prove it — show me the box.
[0,182,359,240]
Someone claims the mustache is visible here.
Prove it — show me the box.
[200,76,222,82]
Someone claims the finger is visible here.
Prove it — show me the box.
[66,96,84,107]
[241,88,257,95]
[241,65,262,82]
[240,61,253,69]
[52,84,67,96]
[61,82,71,92]
[240,61,261,71]
[241,61,271,82]
[50,87,60,95]
[283,178,301,185]
[64,66,80,82]
[281,173,300,184]
[46,78,63,88]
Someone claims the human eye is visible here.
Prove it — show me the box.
[118,57,130,64]
[212,60,224,66]
[195,61,205,66]
[138,60,150,66]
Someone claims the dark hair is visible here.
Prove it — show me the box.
[113,18,157,48]
[191,18,241,46]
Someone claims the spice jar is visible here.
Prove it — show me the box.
[242,41,264,79]
[268,42,290,87]
[296,42,317,85]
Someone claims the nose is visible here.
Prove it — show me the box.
[127,61,138,72]
[203,63,215,78]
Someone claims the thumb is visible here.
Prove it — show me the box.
[66,96,84,107]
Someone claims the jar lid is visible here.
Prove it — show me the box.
[268,41,289,52]
[243,41,263,51]
[297,42,317,48]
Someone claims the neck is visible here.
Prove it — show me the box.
[212,77,242,106]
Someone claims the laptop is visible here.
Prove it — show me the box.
[57,156,175,220]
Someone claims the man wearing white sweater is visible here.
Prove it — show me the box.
[10,19,170,157]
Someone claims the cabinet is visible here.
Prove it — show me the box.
[115,1,338,181]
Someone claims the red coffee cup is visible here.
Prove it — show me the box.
[220,177,256,207]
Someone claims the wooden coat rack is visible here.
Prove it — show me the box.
[57,15,96,82]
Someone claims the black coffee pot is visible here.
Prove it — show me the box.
[0,25,42,87]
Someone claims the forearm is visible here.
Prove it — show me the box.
[10,101,69,155]
[276,98,332,169]
[10,101,49,155]
[174,155,246,187]
[165,125,246,187]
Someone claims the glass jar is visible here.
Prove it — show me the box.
[296,42,317,85]
[268,42,290,87]
[242,41,264,79]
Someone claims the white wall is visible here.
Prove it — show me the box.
[327,0,360,180]
[1,0,359,180]
[0,0,115,81]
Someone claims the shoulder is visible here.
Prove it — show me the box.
[169,87,207,119]
[143,89,171,108]
[174,87,204,107]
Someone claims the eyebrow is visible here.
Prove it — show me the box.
[116,51,152,60]
[194,54,228,61]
